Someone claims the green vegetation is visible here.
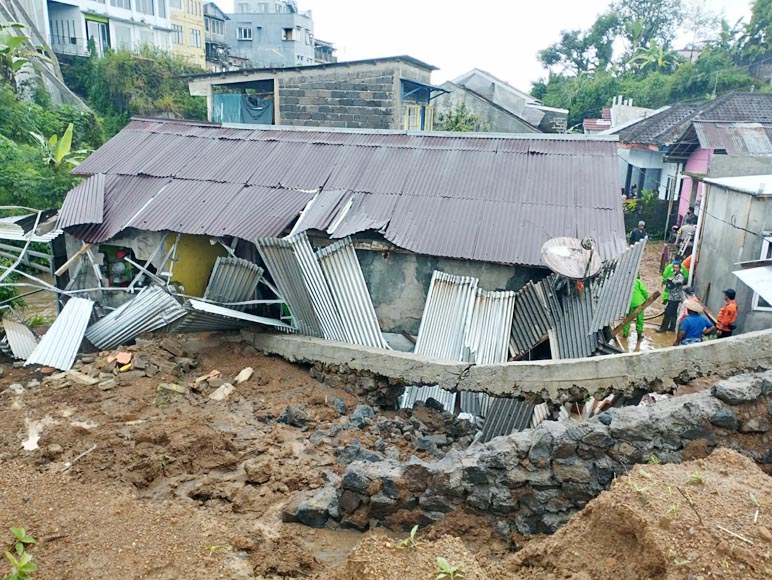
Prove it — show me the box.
[398,525,420,549]
[3,528,37,580]
[436,101,489,132]
[435,557,465,580]
[533,0,772,127]
[61,46,207,137]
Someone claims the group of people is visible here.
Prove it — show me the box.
[623,217,738,345]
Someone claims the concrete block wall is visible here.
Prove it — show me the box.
[278,68,396,129]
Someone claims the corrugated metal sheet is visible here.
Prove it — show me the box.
[530,402,550,428]
[177,299,294,331]
[25,297,93,370]
[734,266,772,305]
[589,239,647,333]
[464,289,516,364]
[3,319,39,360]
[0,214,62,243]
[480,398,535,443]
[203,256,263,311]
[85,286,186,350]
[545,276,599,359]
[694,121,772,156]
[316,238,388,349]
[400,385,458,414]
[414,271,478,360]
[287,233,347,342]
[510,280,554,358]
[66,121,625,267]
[58,173,105,228]
[255,237,322,337]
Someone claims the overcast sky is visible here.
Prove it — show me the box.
[220,0,753,90]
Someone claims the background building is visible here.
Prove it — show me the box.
[226,0,313,68]
[170,0,205,67]
[48,0,172,57]
[203,2,230,70]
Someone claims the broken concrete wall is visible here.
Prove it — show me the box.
[353,245,545,335]
[284,371,772,535]
[241,329,772,402]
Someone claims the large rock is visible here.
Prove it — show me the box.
[713,376,762,405]
[282,485,338,528]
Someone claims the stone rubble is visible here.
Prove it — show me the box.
[283,370,772,536]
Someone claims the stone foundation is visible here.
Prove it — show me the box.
[283,371,772,535]
[309,362,405,408]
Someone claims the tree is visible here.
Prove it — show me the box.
[29,123,90,169]
[612,0,685,53]
[743,0,772,61]
[436,101,488,132]
[628,40,682,74]
[538,12,619,75]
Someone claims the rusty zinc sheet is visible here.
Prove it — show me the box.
[57,173,105,228]
[693,121,772,156]
[67,121,625,267]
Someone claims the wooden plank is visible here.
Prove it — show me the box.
[54,243,93,277]
[610,290,662,337]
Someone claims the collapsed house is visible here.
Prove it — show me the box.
[0,118,647,435]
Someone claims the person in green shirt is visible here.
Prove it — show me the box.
[623,276,649,338]
[661,258,689,303]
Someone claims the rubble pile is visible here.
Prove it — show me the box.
[284,370,772,535]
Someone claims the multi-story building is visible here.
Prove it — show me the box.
[169,0,205,67]
[226,0,314,69]
[48,0,172,57]
[203,1,230,70]
[313,38,335,64]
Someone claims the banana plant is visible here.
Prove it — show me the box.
[0,22,44,93]
[29,123,91,169]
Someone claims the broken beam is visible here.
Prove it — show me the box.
[54,243,93,277]
[611,290,662,337]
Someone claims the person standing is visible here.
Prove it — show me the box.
[716,288,738,338]
[661,257,689,303]
[657,261,685,332]
[630,221,648,245]
[674,302,715,345]
[684,206,698,225]
[623,276,649,339]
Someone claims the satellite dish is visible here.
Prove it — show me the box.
[541,237,602,279]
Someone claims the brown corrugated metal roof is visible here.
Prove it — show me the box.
[57,173,105,228]
[693,121,772,155]
[66,120,625,265]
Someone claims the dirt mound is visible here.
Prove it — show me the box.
[490,448,772,580]
[330,534,488,580]
[0,461,235,579]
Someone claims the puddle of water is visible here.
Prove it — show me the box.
[621,322,677,353]
[22,415,58,451]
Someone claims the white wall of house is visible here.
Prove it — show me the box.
[617,147,680,200]
[48,0,171,56]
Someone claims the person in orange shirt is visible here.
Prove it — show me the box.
[716,288,738,338]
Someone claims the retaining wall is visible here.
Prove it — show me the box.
[283,371,772,535]
[241,329,772,403]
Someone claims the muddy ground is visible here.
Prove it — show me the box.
[0,332,768,580]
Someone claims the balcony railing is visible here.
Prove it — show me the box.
[49,35,91,57]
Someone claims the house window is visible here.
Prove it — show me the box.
[136,0,154,15]
[190,28,201,47]
[282,27,293,40]
[753,236,772,311]
[237,25,252,40]
[170,0,181,8]
[238,2,249,12]
[110,0,131,9]
[158,0,166,18]
[172,24,183,44]
[403,104,434,131]
[207,19,223,35]
[256,2,268,11]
